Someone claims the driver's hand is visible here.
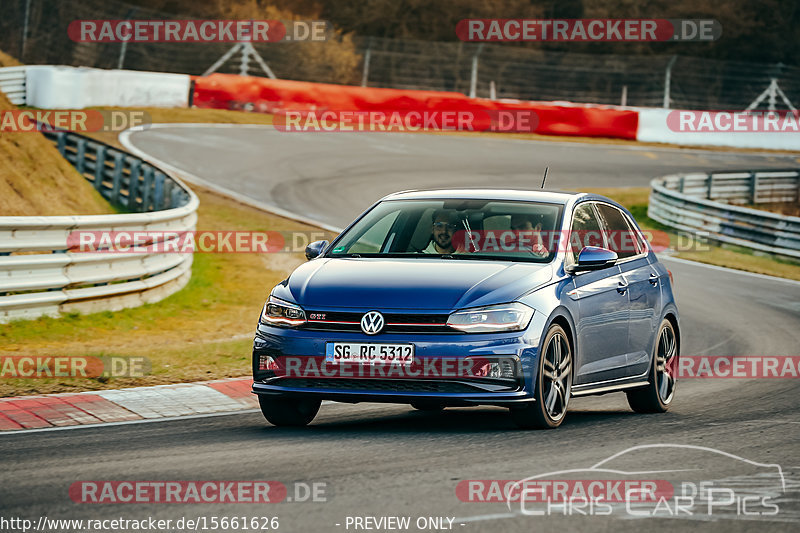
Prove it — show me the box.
[532,242,548,257]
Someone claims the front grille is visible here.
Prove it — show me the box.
[303,311,453,334]
[274,378,485,393]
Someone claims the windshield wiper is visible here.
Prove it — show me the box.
[461,218,478,252]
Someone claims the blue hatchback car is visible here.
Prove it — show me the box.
[252,190,679,429]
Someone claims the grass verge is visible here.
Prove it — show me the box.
[0,183,317,397]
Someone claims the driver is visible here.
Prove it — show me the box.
[424,209,460,254]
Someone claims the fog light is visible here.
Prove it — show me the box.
[475,362,503,378]
[469,357,518,379]
[259,355,280,371]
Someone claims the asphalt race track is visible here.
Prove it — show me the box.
[130,125,799,228]
[2,126,800,532]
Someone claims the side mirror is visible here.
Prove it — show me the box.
[305,240,329,260]
[569,246,618,273]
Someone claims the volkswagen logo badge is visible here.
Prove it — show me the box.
[360,311,385,335]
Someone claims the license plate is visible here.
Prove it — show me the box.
[325,343,414,365]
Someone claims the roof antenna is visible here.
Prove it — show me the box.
[540,166,549,189]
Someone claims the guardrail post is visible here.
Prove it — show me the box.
[56,132,66,155]
[128,159,141,210]
[679,176,685,193]
[154,172,165,209]
[111,152,124,203]
[94,145,107,191]
[706,173,714,200]
[141,167,154,212]
[749,171,758,204]
[75,139,87,175]
[163,180,173,210]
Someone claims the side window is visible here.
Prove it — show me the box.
[569,203,604,263]
[595,204,643,259]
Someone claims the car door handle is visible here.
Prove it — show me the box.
[649,274,659,286]
[617,281,628,294]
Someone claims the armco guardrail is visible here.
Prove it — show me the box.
[0,131,198,323]
[0,65,26,104]
[649,169,800,260]
[46,131,192,212]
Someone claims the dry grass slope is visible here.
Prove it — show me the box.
[0,81,114,215]
[0,49,22,67]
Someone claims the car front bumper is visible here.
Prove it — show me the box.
[250,323,542,407]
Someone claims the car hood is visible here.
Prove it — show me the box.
[278,258,553,311]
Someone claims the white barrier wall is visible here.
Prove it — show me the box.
[637,108,800,151]
[25,66,190,109]
[4,65,797,151]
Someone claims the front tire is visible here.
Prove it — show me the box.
[259,396,321,426]
[626,318,678,413]
[411,401,445,412]
[511,324,572,429]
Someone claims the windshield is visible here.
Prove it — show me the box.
[328,199,564,262]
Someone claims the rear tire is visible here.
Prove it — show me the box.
[259,396,320,426]
[511,324,572,429]
[626,318,677,414]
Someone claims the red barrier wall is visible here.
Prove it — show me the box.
[192,74,638,140]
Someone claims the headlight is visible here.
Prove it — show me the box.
[447,302,533,333]
[260,295,306,327]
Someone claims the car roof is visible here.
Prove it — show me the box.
[381,189,585,204]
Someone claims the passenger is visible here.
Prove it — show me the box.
[510,214,548,257]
